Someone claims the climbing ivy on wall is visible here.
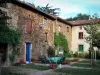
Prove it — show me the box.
[54,32,69,57]
[0,11,20,46]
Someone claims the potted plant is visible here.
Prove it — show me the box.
[66,60,70,64]
[31,58,35,62]
[49,64,56,69]
[9,55,15,65]
[75,58,79,62]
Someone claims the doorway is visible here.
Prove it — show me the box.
[0,43,7,63]
[26,43,31,63]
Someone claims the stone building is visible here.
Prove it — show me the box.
[0,0,72,65]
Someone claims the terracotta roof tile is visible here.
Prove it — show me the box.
[68,18,100,26]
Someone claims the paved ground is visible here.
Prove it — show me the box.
[2,66,65,75]
[1,63,92,75]
[1,59,93,75]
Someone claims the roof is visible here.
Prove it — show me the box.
[10,0,56,20]
[57,17,72,26]
[68,18,100,26]
[8,0,72,26]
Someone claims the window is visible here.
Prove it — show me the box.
[58,25,61,32]
[45,32,48,42]
[67,27,69,32]
[27,21,32,33]
[53,24,55,32]
[23,20,32,33]
[79,26,82,30]
[79,32,83,39]
[78,45,84,52]
[39,18,45,27]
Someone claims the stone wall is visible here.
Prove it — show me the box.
[7,2,72,62]
[54,20,72,50]
[7,3,55,61]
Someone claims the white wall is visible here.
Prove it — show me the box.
[71,26,90,53]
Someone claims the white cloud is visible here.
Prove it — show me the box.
[33,0,88,18]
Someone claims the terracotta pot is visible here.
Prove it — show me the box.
[66,60,70,64]
[75,58,79,62]
[50,64,56,69]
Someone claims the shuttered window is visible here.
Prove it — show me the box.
[23,20,32,33]
[79,32,83,39]
[26,21,32,33]
[78,45,84,52]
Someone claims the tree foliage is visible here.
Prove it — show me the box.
[84,21,100,48]
[66,13,90,21]
[37,4,60,16]
[92,32,100,48]
[0,4,20,46]
[54,32,69,57]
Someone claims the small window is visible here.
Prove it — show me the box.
[78,45,84,52]
[79,26,82,30]
[58,25,61,32]
[39,18,45,27]
[67,27,69,32]
[23,20,32,33]
[45,32,48,42]
[27,21,32,33]
[79,32,83,39]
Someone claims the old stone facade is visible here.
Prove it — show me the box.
[54,18,72,50]
[1,0,72,63]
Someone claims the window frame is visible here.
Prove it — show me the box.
[67,27,69,32]
[78,45,84,52]
[78,32,83,39]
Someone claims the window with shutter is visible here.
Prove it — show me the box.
[23,20,32,33]
[78,45,84,52]
[27,21,32,33]
[79,32,83,39]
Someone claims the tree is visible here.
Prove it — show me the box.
[54,32,69,57]
[0,1,21,66]
[66,13,90,21]
[92,32,100,48]
[37,4,60,16]
[84,15,100,65]
[0,9,20,46]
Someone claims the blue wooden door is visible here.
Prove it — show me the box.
[26,43,30,63]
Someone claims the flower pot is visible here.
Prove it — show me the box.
[75,58,79,62]
[66,60,70,64]
[50,64,56,69]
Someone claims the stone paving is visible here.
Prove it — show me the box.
[2,66,63,75]
[1,59,94,75]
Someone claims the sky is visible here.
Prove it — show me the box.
[21,0,100,19]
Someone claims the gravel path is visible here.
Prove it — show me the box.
[2,66,64,75]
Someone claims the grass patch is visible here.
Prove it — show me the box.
[23,64,50,71]
[71,63,91,67]
[79,60,90,63]
[96,61,100,65]
[71,59,100,69]
[1,72,24,75]
[55,68,100,75]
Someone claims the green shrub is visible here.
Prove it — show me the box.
[9,55,15,64]
[47,46,55,57]
[54,32,69,57]
[73,52,78,57]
